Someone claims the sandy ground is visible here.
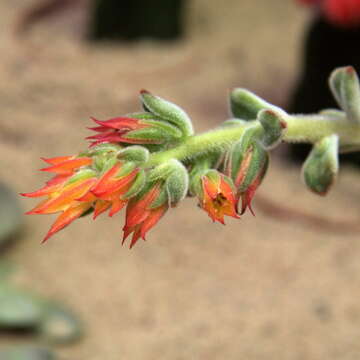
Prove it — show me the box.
[1,1,360,359]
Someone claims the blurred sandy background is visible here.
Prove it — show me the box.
[1,0,360,359]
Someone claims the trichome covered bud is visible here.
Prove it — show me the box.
[329,66,360,123]
[225,127,269,215]
[140,90,194,137]
[302,134,339,195]
[230,88,286,121]
[87,114,182,147]
[123,181,169,248]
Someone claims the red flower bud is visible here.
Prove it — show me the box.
[87,117,153,147]
[225,135,269,216]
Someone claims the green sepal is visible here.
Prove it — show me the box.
[189,173,202,197]
[148,159,182,182]
[93,154,117,174]
[143,119,183,139]
[188,164,208,197]
[65,169,97,186]
[189,168,214,199]
[87,143,122,156]
[140,90,194,137]
[225,125,262,181]
[302,134,339,196]
[149,185,168,209]
[257,109,287,149]
[329,66,360,123]
[203,169,220,184]
[124,126,175,144]
[114,161,137,178]
[141,144,167,153]
[121,170,146,200]
[117,146,149,163]
[230,88,285,121]
[165,160,189,207]
[147,159,189,207]
[204,169,236,192]
[126,112,161,120]
[237,142,269,192]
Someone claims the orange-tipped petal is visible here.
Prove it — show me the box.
[129,227,142,249]
[240,185,257,216]
[76,191,97,202]
[21,183,61,198]
[46,174,70,186]
[92,117,146,130]
[40,157,92,175]
[22,175,70,198]
[140,205,168,240]
[87,125,110,132]
[122,224,136,244]
[93,200,111,219]
[234,148,252,187]
[26,199,52,215]
[86,133,127,142]
[94,171,138,199]
[124,184,161,228]
[219,178,238,208]
[202,175,220,199]
[42,202,92,242]
[108,198,126,217]
[90,163,121,194]
[41,156,75,165]
[33,178,96,214]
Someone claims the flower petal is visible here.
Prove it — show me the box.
[40,157,92,175]
[43,202,92,242]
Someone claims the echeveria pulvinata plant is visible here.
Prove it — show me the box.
[23,66,360,248]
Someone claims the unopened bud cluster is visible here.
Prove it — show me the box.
[23,66,360,247]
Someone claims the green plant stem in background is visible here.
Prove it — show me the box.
[145,113,360,167]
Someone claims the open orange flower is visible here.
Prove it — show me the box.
[22,156,140,242]
[22,156,96,242]
[80,161,140,218]
[122,182,168,248]
[199,171,239,224]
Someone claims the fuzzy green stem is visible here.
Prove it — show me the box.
[144,114,360,167]
[284,115,360,144]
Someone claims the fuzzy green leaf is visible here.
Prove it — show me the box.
[117,146,149,163]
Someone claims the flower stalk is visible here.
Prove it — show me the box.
[144,113,360,167]
[22,66,360,248]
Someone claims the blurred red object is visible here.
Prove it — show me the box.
[297,0,360,27]
[298,0,319,4]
